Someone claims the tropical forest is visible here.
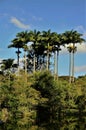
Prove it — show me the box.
[0,29,86,130]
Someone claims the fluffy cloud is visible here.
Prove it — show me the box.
[76,42,86,53]
[75,65,86,73]
[10,17,30,29]
[61,42,86,54]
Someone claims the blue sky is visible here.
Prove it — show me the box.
[0,0,86,77]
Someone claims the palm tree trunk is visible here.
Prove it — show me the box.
[46,43,49,70]
[72,51,75,82]
[69,52,72,83]
[54,51,57,75]
[54,51,57,79]
[24,51,27,83]
[16,48,20,76]
[17,48,20,67]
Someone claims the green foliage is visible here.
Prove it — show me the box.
[0,73,41,126]
[0,71,86,127]
[1,59,14,69]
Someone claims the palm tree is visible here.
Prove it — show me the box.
[42,30,55,70]
[71,30,85,82]
[16,31,30,74]
[63,30,85,83]
[71,44,77,82]
[52,33,63,80]
[28,30,41,72]
[8,31,29,73]
[67,44,77,83]
[8,38,23,67]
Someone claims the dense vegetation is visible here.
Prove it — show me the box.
[0,71,86,128]
[0,29,86,129]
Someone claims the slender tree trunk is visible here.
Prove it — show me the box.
[17,48,20,67]
[69,52,72,83]
[54,51,58,79]
[72,43,76,82]
[54,51,57,75]
[47,43,49,70]
[72,51,75,82]
[17,48,20,76]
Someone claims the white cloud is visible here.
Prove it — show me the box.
[60,46,67,54]
[10,17,30,29]
[61,42,86,54]
[75,65,86,73]
[76,42,86,53]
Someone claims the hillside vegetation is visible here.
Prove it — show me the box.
[0,71,86,127]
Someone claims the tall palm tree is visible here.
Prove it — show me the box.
[71,44,77,82]
[16,31,30,74]
[71,30,85,82]
[28,30,41,72]
[63,30,85,83]
[8,38,23,67]
[67,44,76,83]
[8,31,29,72]
[52,33,63,80]
[42,30,55,70]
